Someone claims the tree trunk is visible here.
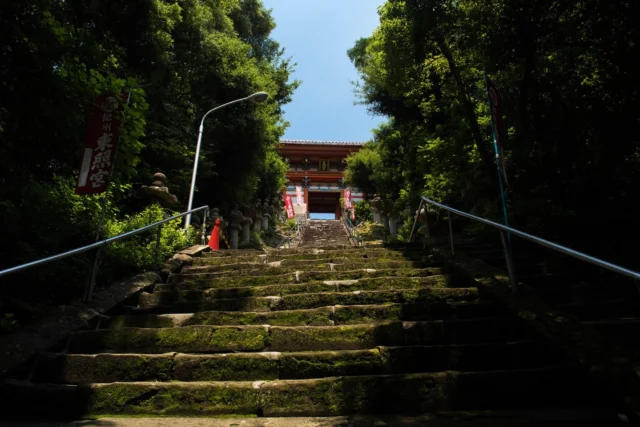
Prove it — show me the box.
[436,37,494,171]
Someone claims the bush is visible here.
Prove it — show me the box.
[100,204,197,282]
[354,200,373,223]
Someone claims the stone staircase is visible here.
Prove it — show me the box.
[0,245,625,425]
[454,239,640,358]
[299,220,350,248]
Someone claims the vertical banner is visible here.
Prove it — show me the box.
[486,77,508,186]
[344,189,352,209]
[351,206,355,221]
[295,186,304,205]
[284,194,295,219]
[75,93,125,195]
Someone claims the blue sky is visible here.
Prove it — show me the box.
[264,0,387,142]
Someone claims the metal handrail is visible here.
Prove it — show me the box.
[342,210,362,246]
[277,216,307,249]
[409,196,640,288]
[0,206,210,300]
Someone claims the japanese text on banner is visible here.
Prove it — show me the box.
[284,195,295,219]
[75,93,124,195]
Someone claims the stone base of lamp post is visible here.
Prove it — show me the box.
[262,214,271,233]
[241,220,252,244]
[389,217,398,241]
[229,227,240,249]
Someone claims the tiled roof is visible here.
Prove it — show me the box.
[280,139,365,146]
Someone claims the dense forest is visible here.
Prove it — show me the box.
[0,0,297,323]
[345,0,640,267]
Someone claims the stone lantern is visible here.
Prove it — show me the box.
[228,205,244,249]
[241,204,255,245]
[262,200,272,232]
[370,194,384,225]
[253,199,264,234]
[138,172,179,218]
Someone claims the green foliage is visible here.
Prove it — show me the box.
[354,201,373,223]
[0,0,297,324]
[102,205,196,278]
[348,0,640,262]
[344,147,383,196]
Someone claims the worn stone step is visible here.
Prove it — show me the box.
[33,341,555,384]
[156,275,455,296]
[204,249,265,257]
[193,250,432,266]
[1,367,606,418]
[583,318,640,348]
[533,283,638,304]
[167,268,447,288]
[182,259,443,277]
[67,318,519,354]
[0,412,624,426]
[136,288,479,313]
[555,298,640,321]
[102,307,337,328]
[103,301,500,329]
[185,256,436,272]
[68,325,269,354]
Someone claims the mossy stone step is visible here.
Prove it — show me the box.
[333,301,500,324]
[103,301,500,329]
[185,256,438,274]
[103,307,337,328]
[68,325,268,354]
[67,318,520,354]
[167,268,445,288]
[0,367,602,418]
[4,413,623,426]
[204,249,265,257]
[155,275,454,297]
[34,341,553,384]
[193,250,433,266]
[136,288,479,314]
[181,261,443,278]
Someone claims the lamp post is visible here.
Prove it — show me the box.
[184,92,269,230]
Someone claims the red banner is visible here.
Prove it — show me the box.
[75,93,125,195]
[284,194,295,219]
[344,189,352,209]
[351,207,355,221]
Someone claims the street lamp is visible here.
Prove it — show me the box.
[184,91,269,230]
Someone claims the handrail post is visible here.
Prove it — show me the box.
[448,214,455,256]
[408,198,425,243]
[82,247,103,303]
[155,225,163,264]
[499,231,518,292]
[200,208,209,245]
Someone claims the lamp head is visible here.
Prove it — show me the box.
[248,91,269,103]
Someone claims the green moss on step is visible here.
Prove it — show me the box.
[280,350,382,379]
[33,354,174,383]
[207,326,268,351]
[336,276,453,292]
[333,304,403,325]
[87,383,259,416]
[259,373,456,416]
[168,273,297,289]
[269,323,404,352]
[185,308,333,326]
[69,326,267,353]
[173,354,279,381]
[106,315,175,329]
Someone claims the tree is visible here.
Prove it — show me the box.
[0,0,298,321]
[348,0,640,264]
